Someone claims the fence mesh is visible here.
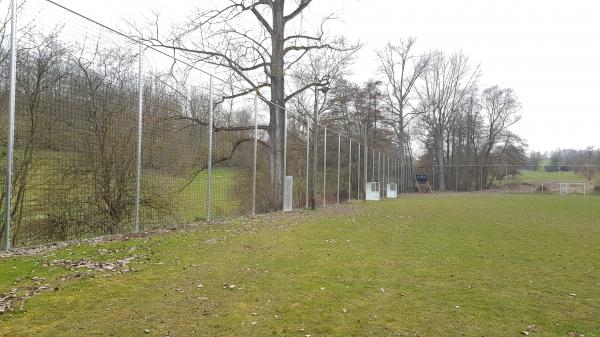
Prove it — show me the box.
[0,0,413,248]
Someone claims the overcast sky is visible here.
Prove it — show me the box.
[55,0,600,153]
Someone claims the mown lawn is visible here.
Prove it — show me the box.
[0,195,599,336]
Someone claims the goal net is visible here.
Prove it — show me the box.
[540,182,588,195]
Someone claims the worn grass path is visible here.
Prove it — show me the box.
[0,195,599,336]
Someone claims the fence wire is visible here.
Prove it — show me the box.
[0,0,409,249]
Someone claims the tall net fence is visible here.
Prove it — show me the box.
[432,165,600,195]
[0,0,409,249]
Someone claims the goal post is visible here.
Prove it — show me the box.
[540,182,588,196]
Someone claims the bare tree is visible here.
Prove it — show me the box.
[416,52,479,190]
[289,47,356,208]
[139,0,357,210]
[376,38,431,186]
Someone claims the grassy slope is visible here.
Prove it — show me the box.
[0,195,599,336]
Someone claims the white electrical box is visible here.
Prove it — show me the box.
[387,183,397,199]
[366,182,380,201]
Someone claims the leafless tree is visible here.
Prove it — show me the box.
[376,38,431,172]
[138,0,358,210]
[416,52,479,190]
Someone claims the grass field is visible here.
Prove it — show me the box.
[0,195,599,336]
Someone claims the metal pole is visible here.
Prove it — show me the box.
[348,139,352,201]
[531,165,534,194]
[336,133,341,204]
[134,42,144,233]
[206,77,214,221]
[480,165,483,194]
[357,143,361,200]
[3,0,17,251]
[378,152,381,182]
[323,127,327,207]
[505,166,508,195]
[432,166,435,193]
[252,94,258,216]
[364,142,368,202]
[283,103,288,211]
[305,120,310,209]
[372,149,375,181]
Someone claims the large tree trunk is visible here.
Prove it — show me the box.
[268,0,286,210]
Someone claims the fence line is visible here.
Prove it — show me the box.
[0,0,414,250]
[430,164,600,195]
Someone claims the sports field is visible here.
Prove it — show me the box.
[0,195,598,336]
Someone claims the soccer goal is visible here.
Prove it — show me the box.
[540,182,588,196]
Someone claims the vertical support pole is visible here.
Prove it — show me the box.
[206,77,214,222]
[432,166,435,193]
[283,103,288,211]
[531,165,534,194]
[348,139,352,201]
[2,0,17,251]
[378,152,381,182]
[252,94,258,216]
[505,166,508,195]
[134,42,144,233]
[357,143,361,200]
[336,133,341,204]
[305,119,310,209]
[323,127,327,207]
[372,149,375,181]
[364,145,368,202]
[480,165,483,194]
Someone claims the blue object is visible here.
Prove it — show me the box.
[416,174,428,183]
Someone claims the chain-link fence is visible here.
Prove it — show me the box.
[431,165,600,195]
[0,0,411,249]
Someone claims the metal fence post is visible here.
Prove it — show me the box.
[337,133,341,204]
[531,165,534,194]
[134,42,144,233]
[348,139,352,201]
[2,0,17,251]
[252,94,258,216]
[480,165,483,194]
[206,77,214,222]
[372,149,375,181]
[323,127,327,207]
[357,143,361,200]
[283,104,288,211]
[505,166,508,195]
[305,119,310,209]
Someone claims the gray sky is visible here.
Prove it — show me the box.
[56,0,600,153]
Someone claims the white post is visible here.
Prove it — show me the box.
[305,120,310,209]
[323,127,327,207]
[2,0,17,251]
[357,143,361,200]
[531,165,534,194]
[480,165,483,194]
[432,166,436,193]
[283,103,288,211]
[252,94,258,216]
[206,77,214,221]
[134,42,144,233]
[337,133,341,204]
[348,139,352,200]
[505,166,508,195]
[371,149,375,181]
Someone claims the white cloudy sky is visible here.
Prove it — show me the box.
[53,0,600,153]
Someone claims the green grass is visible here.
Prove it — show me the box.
[1,195,599,336]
